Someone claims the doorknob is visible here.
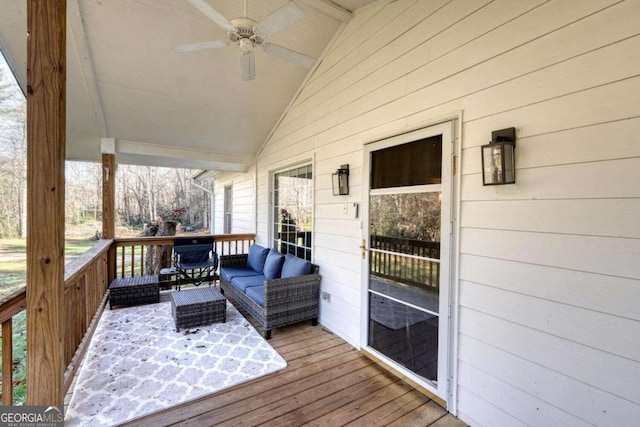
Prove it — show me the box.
[360,239,367,260]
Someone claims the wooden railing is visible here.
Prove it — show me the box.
[370,235,441,291]
[62,240,111,393]
[0,239,111,405]
[0,288,26,405]
[112,233,255,281]
[0,234,255,404]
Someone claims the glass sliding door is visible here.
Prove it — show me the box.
[364,123,453,400]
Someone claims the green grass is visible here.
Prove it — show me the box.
[0,238,96,405]
[370,254,440,289]
[65,239,97,255]
[2,311,27,405]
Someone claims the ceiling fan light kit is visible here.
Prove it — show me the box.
[178,0,315,81]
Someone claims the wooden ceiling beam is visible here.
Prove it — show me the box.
[115,139,254,171]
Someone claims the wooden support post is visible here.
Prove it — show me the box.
[102,152,116,239]
[26,0,66,406]
[102,141,117,283]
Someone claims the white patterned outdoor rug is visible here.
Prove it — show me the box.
[65,298,287,426]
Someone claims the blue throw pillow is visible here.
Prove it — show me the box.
[263,250,285,280]
[247,245,270,273]
[281,254,312,278]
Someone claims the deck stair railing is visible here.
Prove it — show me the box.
[0,233,255,405]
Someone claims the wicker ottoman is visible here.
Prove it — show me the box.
[171,287,226,331]
[109,275,160,309]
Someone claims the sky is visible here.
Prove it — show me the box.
[0,51,20,93]
[0,50,24,110]
[0,51,25,140]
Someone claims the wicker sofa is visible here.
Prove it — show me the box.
[219,244,321,339]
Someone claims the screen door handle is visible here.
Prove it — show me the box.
[360,240,367,259]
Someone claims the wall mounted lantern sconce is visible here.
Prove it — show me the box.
[332,164,350,196]
[481,127,516,185]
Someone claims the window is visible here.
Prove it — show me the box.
[371,136,442,189]
[224,185,232,234]
[273,165,313,260]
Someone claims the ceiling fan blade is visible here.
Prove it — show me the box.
[175,40,230,53]
[241,51,256,81]
[263,43,315,68]
[187,0,235,31]
[255,1,304,37]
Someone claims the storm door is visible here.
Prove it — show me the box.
[363,122,454,401]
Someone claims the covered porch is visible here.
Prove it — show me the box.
[0,232,466,425]
[1,0,639,425]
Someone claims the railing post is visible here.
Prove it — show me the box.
[2,319,13,405]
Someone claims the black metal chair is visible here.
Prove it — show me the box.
[173,237,218,290]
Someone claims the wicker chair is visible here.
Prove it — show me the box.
[219,253,321,339]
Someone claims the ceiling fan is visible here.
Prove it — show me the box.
[176,0,315,81]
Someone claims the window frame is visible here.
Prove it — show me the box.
[223,184,232,234]
[270,162,314,261]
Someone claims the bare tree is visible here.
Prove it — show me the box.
[1,65,212,238]
[0,66,27,238]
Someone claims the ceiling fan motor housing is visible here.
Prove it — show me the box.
[239,38,254,51]
[229,17,263,50]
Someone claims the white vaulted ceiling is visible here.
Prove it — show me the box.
[0,0,380,171]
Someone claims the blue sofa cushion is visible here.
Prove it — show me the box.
[281,254,312,278]
[245,285,265,307]
[247,245,270,273]
[220,267,260,282]
[231,275,266,292]
[263,249,285,280]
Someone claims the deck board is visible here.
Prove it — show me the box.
[387,400,448,426]
[342,389,430,426]
[121,302,466,427]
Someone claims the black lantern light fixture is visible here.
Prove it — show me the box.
[332,164,350,196]
[481,127,516,185]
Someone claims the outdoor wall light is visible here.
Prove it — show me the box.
[332,164,350,196]
[481,127,516,185]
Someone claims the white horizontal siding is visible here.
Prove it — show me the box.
[269,0,629,155]
[213,171,255,235]
[460,281,640,363]
[457,386,528,427]
[459,335,640,427]
[461,199,640,238]
[460,75,640,152]
[461,227,640,279]
[458,361,591,427]
[459,307,640,406]
[461,158,640,201]
[461,117,640,175]
[216,0,640,424]
[460,255,640,323]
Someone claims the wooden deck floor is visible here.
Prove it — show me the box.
[121,303,466,427]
